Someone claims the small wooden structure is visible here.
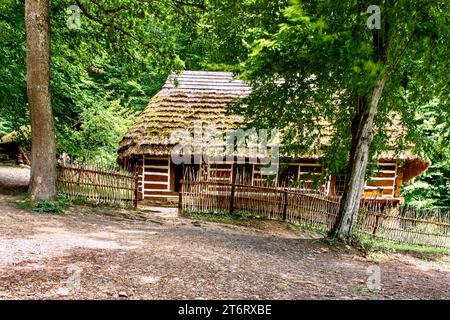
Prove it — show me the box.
[118,71,430,203]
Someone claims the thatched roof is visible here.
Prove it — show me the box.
[118,71,429,171]
[118,71,251,160]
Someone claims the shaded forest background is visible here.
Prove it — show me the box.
[0,0,448,210]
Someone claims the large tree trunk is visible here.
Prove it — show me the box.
[25,0,57,201]
[329,76,386,242]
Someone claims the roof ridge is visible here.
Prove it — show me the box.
[163,70,251,91]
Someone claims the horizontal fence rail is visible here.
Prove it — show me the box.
[180,180,450,248]
[57,163,138,209]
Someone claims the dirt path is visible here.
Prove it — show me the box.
[0,165,30,195]
[0,192,449,300]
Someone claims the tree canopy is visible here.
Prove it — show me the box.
[206,0,449,172]
[0,0,207,163]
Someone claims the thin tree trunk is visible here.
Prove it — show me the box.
[329,76,386,242]
[25,0,57,201]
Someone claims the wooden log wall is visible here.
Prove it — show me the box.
[139,156,178,201]
[363,161,398,198]
[138,158,405,202]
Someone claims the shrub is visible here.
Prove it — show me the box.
[16,193,69,214]
[32,200,61,213]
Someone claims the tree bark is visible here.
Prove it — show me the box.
[329,76,386,242]
[25,0,57,201]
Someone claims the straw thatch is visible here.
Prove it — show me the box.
[118,71,250,161]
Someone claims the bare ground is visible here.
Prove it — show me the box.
[0,166,449,300]
[0,166,30,195]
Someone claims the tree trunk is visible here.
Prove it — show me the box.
[25,0,57,201]
[329,76,386,242]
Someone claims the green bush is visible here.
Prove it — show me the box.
[71,195,88,206]
[32,200,61,213]
[16,193,69,214]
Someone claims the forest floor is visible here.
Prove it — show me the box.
[0,166,449,300]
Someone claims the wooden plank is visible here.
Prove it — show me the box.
[144,175,169,182]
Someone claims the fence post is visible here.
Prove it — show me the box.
[372,214,380,236]
[178,180,183,216]
[134,170,139,210]
[282,190,288,221]
[229,163,236,214]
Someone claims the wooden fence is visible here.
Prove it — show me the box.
[57,163,138,208]
[179,180,450,248]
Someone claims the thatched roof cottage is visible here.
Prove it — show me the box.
[118,71,429,203]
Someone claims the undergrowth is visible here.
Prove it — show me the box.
[15,193,129,213]
[181,209,253,223]
[16,194,69,213]
[351,233,450,256]
[290,221,328,236]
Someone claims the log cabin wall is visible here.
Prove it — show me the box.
[207,163,233,183]
[252,163,277,186]
[276,161,328,192]
[138,156,178,201]
[204,160,328,190]
[297,162,328,192]
[363,161,398,198]
[318,161,400,199]
[394,167,404,198]
[134,157,403,202]
[331,173,347,196]
[136,161,143,200]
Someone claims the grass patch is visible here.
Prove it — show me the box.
[15,193,69,213]
[290,221,328,236]
[352,233,450,257]
[14,193,127,214]
[65,195,115,208]
[180,209,285,228]
[181,209,255,224]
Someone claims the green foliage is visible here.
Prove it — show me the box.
[0,118,8,137]
[291,221,328,235]
[71,195,88,206]
[402,162,450,211]
[352,233,450,256]
[1,0,448,208]
[198,0,289,70]
[0,0,206,164]
[203,0,449,208]
[0,0,28,134]
[16,194,69,213]
[15,192,128,213]
[205,1,448,170]
[401,99,450,211]
[75,99,137,166]
[181,209,252,223]
[32,200,62,213]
